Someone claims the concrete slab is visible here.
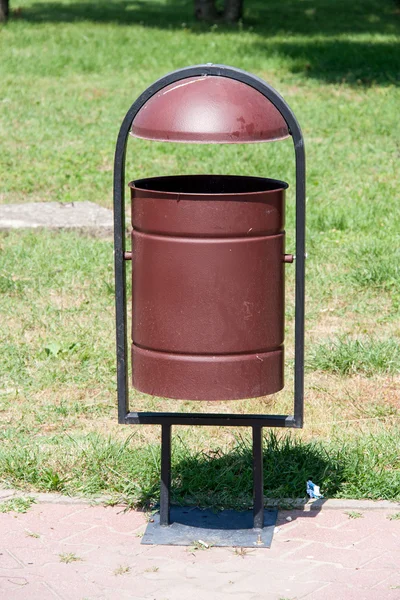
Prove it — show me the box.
[0,202,113,236]
[0,489,16,500]
[142,507,278,548]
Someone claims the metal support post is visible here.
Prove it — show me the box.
[252,426,264,529]
[160,424,172,526]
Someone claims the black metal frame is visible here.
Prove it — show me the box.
[113,64,306,529]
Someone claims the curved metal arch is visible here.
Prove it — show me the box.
[113,64,305,427]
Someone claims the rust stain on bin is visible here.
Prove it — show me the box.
[129,174,288,401]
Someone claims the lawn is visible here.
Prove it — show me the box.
[0,0,399,505]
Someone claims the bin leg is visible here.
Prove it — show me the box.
[252,426,264,529]
[160,424,171,526]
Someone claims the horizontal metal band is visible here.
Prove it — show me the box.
[124,412,297,427]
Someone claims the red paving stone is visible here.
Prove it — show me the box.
[0,502,399,599]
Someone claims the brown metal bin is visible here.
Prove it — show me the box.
[129,174,288,401]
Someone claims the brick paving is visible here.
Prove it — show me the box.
[0,500,399,600]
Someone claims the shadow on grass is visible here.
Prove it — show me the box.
[13,0,398,34]
[14,0,191,26]
[13,0,400,85]
[254,38,400,86]
[163,432,346,510]
[1,427,398,508]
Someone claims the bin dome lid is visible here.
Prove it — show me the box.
[131,76,289,143]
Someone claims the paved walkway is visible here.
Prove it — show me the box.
[0,499,399,600]
[0,202,113,236]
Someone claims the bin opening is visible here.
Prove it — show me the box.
[131,174,288,195]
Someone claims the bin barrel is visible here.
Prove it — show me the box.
[130,174,287,401]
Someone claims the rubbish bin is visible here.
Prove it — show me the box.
[114,63,305,426]
[113,64,306,540]
[129,173,289,401]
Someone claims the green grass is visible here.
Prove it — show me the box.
[309,337,400,376]
[0,496,36,513]
[59,552,83,563]
[345,239,400,291]
[0,232,115,393]
[345,510,363,519]
[0,429,398,506]
[0,0,400,503]
[114,565,131,576]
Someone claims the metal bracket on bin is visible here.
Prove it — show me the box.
[113,64,306,540]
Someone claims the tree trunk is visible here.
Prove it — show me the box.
[0,0,9,22]
[223,0,243,22]
[194,0,218,22]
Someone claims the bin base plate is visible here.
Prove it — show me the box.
[141,506,278,548]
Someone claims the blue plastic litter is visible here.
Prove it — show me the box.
[306,480,324,499]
